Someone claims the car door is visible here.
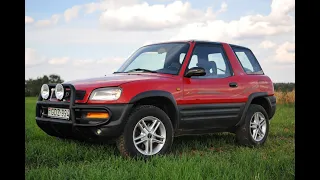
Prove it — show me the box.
[179,43,246,130]
[180,54,201,104]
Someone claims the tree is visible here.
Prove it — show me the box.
[273,83,295,92]
[25,74,64,97]
[49,74,63,83]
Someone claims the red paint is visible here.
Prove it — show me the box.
[63,41,274,105]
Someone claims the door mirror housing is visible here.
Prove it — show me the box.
[185,67,206,78]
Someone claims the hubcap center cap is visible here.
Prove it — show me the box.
[147,133,152,139]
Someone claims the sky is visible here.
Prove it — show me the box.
[25,0,295,83]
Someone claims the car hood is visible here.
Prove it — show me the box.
[64,73,174,89]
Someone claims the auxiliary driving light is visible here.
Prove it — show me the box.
[55,83,64,100]
[40,84,50,99]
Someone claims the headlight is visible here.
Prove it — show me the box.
[55,83,64,100]
[89,88,122,101]
[40,84,50,99]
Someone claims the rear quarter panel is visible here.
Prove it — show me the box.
[222,43,274,97]
[235,75,274,97]
[257,75,275,95]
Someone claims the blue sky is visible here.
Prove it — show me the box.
[25,0,295,82]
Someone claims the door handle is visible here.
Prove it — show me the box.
[229,82,238,88]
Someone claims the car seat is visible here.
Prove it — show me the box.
[196,59,217,76]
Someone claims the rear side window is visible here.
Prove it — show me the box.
[232,46,264,74]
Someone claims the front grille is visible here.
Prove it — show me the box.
[51,90,86,100]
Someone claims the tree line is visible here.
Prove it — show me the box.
[273,82,295,92]
[25,74,64,97]
[25,74,295,97]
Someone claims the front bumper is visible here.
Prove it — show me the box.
[35,84,132,140]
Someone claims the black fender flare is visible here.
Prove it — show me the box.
[235,92,272,127]
[129,90,180,129]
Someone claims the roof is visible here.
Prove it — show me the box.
[144,39,249,49]
[149,39,225,44]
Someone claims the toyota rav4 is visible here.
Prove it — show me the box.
[35,40,276,158]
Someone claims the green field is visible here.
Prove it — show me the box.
[25,97,295,180]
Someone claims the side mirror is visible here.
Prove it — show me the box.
[185,67,206,78]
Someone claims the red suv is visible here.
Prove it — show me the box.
[36,40,276,158]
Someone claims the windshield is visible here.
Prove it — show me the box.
[117,43,190,75]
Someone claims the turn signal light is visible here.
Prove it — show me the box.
[86,112,109,119]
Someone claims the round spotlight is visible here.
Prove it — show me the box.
[41,84,50,99]
[55,84,64,100]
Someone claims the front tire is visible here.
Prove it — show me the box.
[116,105,174,158]
[236,104,269,147]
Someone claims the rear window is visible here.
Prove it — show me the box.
[231,46,264,75]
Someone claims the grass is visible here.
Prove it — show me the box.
[25,97,295,180]
[274,90,295,104]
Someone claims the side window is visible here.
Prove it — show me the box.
[232,47,264,74]
[187,44,232,78]
[180,53,198,68]
[179,53,186,63]
[187,55,198,68]
[208,53,227,75]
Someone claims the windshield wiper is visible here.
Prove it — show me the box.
[126,68,157,73]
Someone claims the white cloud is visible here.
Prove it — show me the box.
[217,2,227,14]
[259,40,276,49]
[249,0,294,26]
[97,57,125,65]
[47,57,124,66]
[142,41,154,46]
[274,42,295,64]
[99,1,222,30]
[96,57,126,72]
[73,59,96,66]
[25,0,295,82]
[153,0,175,2]
[25,27,176,45]
[171,0,294,42]
[64,5,82,22]
[35,14,61,27]
[49,57,70,65]
[25,16,34,24]
[170,20,235,43]
[27,0,142,28]
[25,48,47,67]
[74,0,142,16]
[270,0,295,20]
[99,0,141,10]
[83,2,100,14]
[35,20,51,27]
[51,14,60,24]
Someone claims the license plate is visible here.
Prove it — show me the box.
[48,107,70,120]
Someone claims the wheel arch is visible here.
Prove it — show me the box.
[129,90,180,130]
[236,92,273,127]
